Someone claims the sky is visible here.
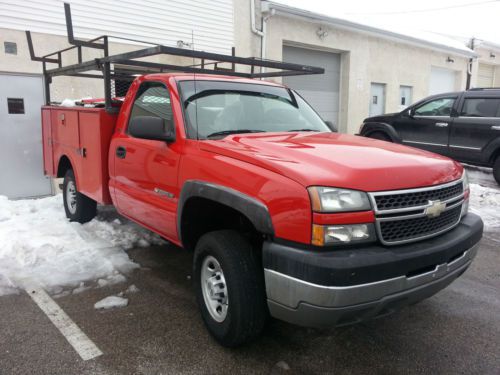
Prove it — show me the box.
[274,0,500,46]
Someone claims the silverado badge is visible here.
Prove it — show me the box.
[425,200,446,218]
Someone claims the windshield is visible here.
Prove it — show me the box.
[178,81,330,139]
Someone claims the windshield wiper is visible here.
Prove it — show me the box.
[206,129,265,139]
[287,128,319,132]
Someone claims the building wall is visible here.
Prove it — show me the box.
[1,0,472,133]
[0,0,234,54]
[261,14,469,134]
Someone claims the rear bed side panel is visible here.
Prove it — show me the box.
[43,106,117,204]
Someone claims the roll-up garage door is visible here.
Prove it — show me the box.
[283,46,340,127]
[477,63,495,87]
[429,67,457,95]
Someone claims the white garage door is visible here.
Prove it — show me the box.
[429,67,456,95]
[0,74,52,199]
[283,46,340,127]
[477,63,495,87]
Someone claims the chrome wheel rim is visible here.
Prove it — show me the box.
[66,180,77,215]
[201,255,228,323]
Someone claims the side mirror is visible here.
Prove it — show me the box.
[325,120,338,132]
[407,108,415,118]
[128,116,175,142]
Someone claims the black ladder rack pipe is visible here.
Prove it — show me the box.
[27,2,324,112]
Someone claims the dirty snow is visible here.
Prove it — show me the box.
[94,295,129,310]
[469,183,500,230]
[466,165,500,230]
[0,194,166,296]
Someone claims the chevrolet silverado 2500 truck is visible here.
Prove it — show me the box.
[41,73,483,347]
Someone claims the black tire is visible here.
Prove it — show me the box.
[494,156,500,185]
[368,131,392,142]
[193,230,266,347]
[62,169,97,223]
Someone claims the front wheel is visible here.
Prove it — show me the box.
[62,169,97,223]
[494,156,500,185]
[193,230,267,347]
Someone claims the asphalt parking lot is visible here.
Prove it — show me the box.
[1,171,499,375]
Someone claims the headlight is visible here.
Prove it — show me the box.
[312,223,376,246]
[308,187,371,212]
[462,170,469,192]
[462,170,469,216]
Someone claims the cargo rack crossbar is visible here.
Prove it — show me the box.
[27,3,324,112]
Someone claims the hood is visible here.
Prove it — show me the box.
[200,132,462,192]
[364,112,399,122]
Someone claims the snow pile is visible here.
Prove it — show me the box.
[94,295,129,310]
[469,183,500,230]
[0,194,166,296]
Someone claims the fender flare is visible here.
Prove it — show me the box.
[57,154,80,187]
[177,180,274,244]
[361,122,402,143]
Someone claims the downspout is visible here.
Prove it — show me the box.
[251,0,274,74]
[466,37,475,89]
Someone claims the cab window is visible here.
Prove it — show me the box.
[128,82,173,129]
[414,98,455,116]
[460,98,500,117]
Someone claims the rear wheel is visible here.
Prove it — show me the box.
[193,230,266,347]
[368,131,392,142]
[493,156,500,185]
[62,169,97,223]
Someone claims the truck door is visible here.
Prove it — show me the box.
[449,96,500,164]
[111,81,181,240]
[393,96,456,156]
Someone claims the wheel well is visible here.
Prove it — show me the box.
[57,155,72,178]
[180,197,261,251]
[490,148,500,165]
[367,130,391,141]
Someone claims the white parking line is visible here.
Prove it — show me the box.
[25,282,103,361]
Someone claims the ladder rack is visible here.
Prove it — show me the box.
[27,3,324,112]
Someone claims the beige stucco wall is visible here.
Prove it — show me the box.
[260,14,469,134]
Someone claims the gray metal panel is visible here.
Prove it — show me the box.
[283,46,340,125]
[0,74,52,199]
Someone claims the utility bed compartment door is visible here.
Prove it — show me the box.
[51,109,80,149]
[77,111,115,204]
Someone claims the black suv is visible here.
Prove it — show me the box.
[359,88,500,184]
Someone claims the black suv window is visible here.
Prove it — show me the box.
[129,82,173,125]
[414,98,455,116]
[460,98,500,117]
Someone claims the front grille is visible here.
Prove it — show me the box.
[379,205,462,244]
[374,183,463,211]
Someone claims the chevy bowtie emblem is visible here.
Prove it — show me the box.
[425,200,446,218]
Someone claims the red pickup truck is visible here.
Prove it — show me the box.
[41,73,483,346]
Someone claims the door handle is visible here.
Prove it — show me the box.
[435,122,448,127]
[492,125,500,131]
[116,146,126,159]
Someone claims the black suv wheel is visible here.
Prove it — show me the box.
[493,156,500,185]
